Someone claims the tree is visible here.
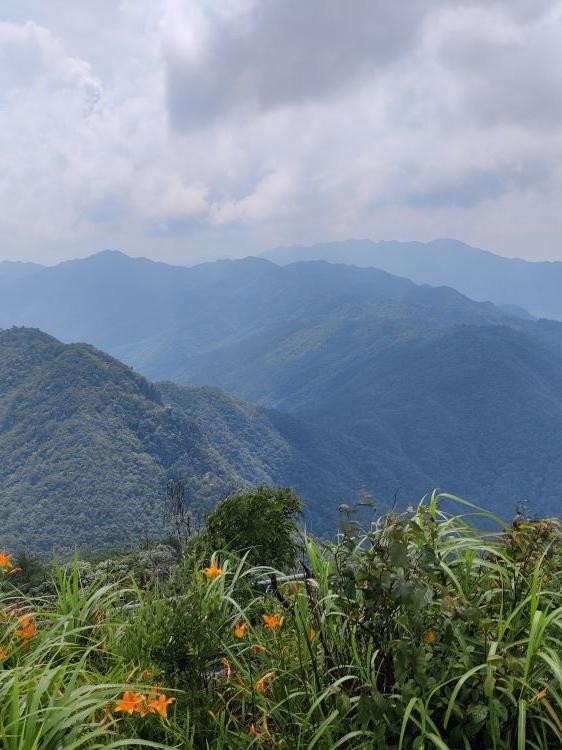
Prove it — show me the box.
[165,477,196,550]
[201,486,303,570]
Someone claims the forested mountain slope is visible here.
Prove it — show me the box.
[0,328,383,553]
[0,328,234,552]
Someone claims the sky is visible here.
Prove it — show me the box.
[1,0,562,265]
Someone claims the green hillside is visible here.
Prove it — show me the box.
[0,328,390,552]
[157,382,422,529]
[0,328,242,553]
[171,316,562,520]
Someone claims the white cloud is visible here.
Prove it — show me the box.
[131,170,208,220]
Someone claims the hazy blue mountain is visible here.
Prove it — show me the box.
[0,251,199,350]
[144,265,562,520]
[0,249,511,376]
[2,253,562,523]
[263,238,562,320]
[110,259,521,389]
[0,260,44,280]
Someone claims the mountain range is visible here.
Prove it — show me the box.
[263,238,562,321]
[2,246,562,548]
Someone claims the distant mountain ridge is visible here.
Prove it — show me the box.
[0,260,45,280]
[0,250,515,371]
[2,252,562,525]
[263,238,562,320]
[5,237,562,319]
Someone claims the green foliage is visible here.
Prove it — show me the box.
[0,562,171,749]
[6,491,562,746]
[116,492,562,747]
[197,486,303,569]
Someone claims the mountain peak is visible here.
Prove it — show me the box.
[59,249,132,268]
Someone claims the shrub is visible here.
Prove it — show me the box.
[194,485,303,570]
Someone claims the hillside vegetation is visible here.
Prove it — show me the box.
[2,490,562,748]
[0,328,383,552]
[0,327,237,553]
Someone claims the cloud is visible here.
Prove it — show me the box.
[0,10,209,258]
[1,0,562,264]
[0,21,105,242]
[162,0,440,129]
[0,20,101,106]
[428,4,562,130]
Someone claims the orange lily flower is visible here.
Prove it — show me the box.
[262,613,283,630]
[204,563,224,580]
[115,690,146,715]
[147,693,175,718]
[0,553,12,572]
[15,615,37,644]
[234,621,249,638]
[424,629,437,644]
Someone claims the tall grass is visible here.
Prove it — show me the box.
[0,565,169,748]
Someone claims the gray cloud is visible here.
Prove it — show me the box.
[406,159,554,209]
[164,0,441,129]
[435,5,562,130]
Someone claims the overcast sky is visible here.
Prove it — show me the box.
[1,0,562,264]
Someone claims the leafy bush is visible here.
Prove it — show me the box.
[193,485,303,569]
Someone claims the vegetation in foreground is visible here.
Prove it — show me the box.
[2,487,562,748]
